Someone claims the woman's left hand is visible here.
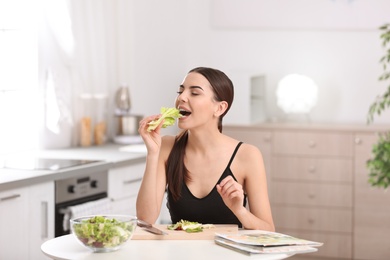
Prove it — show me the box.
[216,176,245,213]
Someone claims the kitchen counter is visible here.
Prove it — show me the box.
[0,143,147,192]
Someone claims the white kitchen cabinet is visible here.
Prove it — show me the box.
[0,181,54,260]
[0,187,30,260]
[108,159,171,224]
[29,182,54,260]
[108,161,145,216]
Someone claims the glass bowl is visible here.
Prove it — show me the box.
[70,215,137,253]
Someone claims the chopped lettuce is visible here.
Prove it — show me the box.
[167,219,203,233]
[72,216,135,249]
[147,107,182,132]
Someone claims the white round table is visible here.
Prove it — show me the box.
[41,234,295,260]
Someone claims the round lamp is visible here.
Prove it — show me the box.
[276,74,318,115]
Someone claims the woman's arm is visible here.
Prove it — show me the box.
[135,116,173,224]
[217,144,275,231]
[136,153,166,224]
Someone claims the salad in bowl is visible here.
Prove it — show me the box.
[70,215,137,253]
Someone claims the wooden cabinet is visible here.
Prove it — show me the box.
[354,133,390,260]
[0,182,54,260]
[272,129,354,259]
[224,123,390,260]
[108,161,145,216]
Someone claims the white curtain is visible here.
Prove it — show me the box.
[39,0,120,148]
[39,0,74,148]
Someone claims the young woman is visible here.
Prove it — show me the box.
[136,67,274,231]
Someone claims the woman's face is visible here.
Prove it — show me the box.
[175,72,220,130]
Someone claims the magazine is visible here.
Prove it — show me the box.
[214,230,323,255]
[215,230,323,247]
[215,237,318,255]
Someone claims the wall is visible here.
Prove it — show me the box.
[121,0,390,134]
[117,0,188,122]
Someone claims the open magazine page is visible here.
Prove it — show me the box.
[215,230,323,247]
[215,237,318,255]
[214,230,323,255]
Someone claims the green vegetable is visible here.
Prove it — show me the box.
[72,216,135,249]
[167,219,203,233]
[147,107,182,132]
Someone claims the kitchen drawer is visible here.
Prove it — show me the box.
[277,228,352,259]
[272,181,352,208]
[272,206,352,233]
[272,156,353,183]
[273,131,353,157]
[109,163,144,200]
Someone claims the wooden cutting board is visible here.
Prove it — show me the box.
[132,224,238,240]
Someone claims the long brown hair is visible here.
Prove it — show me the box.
[166,67,234,201]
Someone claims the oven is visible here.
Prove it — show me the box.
[55,170,108,237]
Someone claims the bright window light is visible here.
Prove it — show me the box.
[0,0,40,155]
[276,74,318,114]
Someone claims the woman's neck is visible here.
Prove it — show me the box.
[186,128,223,152]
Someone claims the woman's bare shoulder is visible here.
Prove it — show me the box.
[229,141,265,183]
[239,142,261,154]
[221,135,262,160]
[235,142,264,165]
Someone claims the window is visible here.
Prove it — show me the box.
[0,1,41,154]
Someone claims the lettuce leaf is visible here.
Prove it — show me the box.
[167,219,203,233]
[147,107,182,132]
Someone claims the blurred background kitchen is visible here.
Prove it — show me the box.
[1,0,389,153]
[2,2,390,260]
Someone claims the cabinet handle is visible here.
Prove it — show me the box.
[41,201,48,240]
[355,137,362,145]
[263,135,271,142]
[308,193,316,199]
[0,194,21,202]
[308,140,316,148]
[123,179,141,185]
[308,166,316,173]
[307,218,315,224]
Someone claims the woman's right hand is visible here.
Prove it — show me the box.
[138,114,164,154]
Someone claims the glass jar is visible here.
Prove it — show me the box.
[79,93,108,146]
[93,94,108,145]
[79,93,93,147]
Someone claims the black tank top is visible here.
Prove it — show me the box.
[167,142,247,227]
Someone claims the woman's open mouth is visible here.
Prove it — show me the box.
[179,109,191,117]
